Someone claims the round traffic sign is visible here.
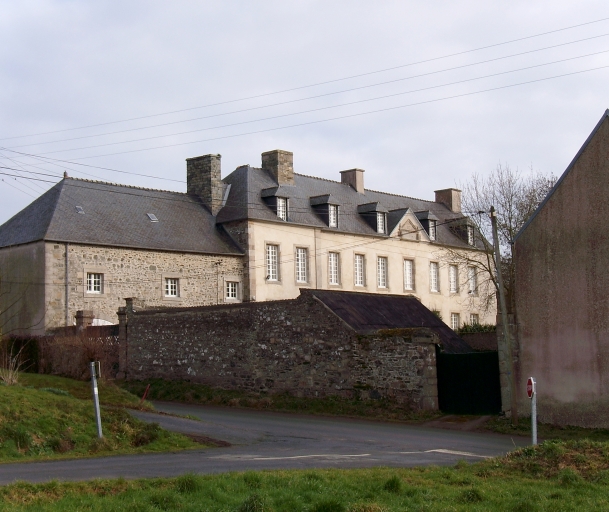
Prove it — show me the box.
[527,377,536,399]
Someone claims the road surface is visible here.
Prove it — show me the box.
[0,402,527,484]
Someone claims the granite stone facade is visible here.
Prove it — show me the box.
[119,291,439,410]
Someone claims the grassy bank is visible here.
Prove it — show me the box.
[0,440,608,511]
[119,379,441,423]
[0,376,200,462]
[485,416,609,442]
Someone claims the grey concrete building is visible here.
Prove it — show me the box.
[513,109,609,427]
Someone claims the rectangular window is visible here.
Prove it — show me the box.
[328,252,339,285]
[226,281,238,300]
[430,262,439,292]
[449,265,458,293]
[354,254,365,286]
[467,225,475,245]
[165,277,179,297]
[328,205,338,228]
[86,273,103,294]
[451,313,460,330]
[428,220,437,241]
[470,313,479,325]
[266,244,279,281]
[377,256,388,288]
[296,247,308,283]
[277,197,287,221]
[468,266,478,294]
[376,212,386,234]
[404,259,414,291]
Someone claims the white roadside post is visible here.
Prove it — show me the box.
[90,361,103,439]
[527,377,537,445]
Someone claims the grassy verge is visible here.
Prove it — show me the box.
[119,379,441,423]
[0,378,201,463]
[19,373,152,410]
[485,416,609,442]
[0,440,608,510]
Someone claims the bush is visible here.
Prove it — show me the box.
[457,323,496,334]
[132,422,161,447]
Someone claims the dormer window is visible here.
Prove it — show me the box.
[277,197,288,221]
[377,212,386,234]
[467,225,474,245]
[329,204,338,228]
[428,220,437,240]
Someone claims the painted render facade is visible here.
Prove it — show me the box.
[514,110,609,428]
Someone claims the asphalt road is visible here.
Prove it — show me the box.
[0,403,528,484]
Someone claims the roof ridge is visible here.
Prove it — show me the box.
[293,172,435,204]
[65,176,184,195]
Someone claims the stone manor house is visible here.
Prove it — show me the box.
[0,149,495,335]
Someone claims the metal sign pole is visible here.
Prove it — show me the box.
[527,376,537,445]
[90,361,103,439]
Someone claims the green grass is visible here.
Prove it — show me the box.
[485,416,609,442]
[0,440,608,510]
[19,373,153,410]
[119,379,441,423]
[0,378,200,463]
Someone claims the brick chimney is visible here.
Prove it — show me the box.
[340,168,365,193]
[434,188,462,213]
[186,154,223,216]
[262,150,294,185]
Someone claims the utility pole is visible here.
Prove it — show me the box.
[490,206,518,425]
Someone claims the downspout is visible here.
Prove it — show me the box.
[314,228,318,289]
[65,242,69,327]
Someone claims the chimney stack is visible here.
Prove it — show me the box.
[340,168,365,193]
[262,150,294,185]
[434,188,462,213]
[186,154,223,216]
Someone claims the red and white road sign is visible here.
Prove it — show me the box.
[527,377,536,399]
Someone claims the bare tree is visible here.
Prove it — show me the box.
[442,164,555,316]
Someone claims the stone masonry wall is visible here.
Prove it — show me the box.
[45,242,244,330]
[121,291,439,410]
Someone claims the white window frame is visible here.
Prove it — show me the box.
[428,220,437,241]
[276,197,288,221]
[470,313,479,325]
[295,247,308,283]
[467,225,475,245]
[165,277,179,298]
[266,244,279,282]
[86,273,103,294]
[430,262,439,292]
[376,212,386,234]
[468,266,478,294]
[328,204,338,228]
[449,264,458,293]
[328,252,339,285]
[404,259,414,291]
[377,256,388,288]
[225,281,238,300]
[451,312,461,330]
[354,254,365,287]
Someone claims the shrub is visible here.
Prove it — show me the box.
[132,422,161,447]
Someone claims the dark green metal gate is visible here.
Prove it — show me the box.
[436,348,502,414]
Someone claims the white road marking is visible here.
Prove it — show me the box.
[399,449,490,459]
[210,454,371,461]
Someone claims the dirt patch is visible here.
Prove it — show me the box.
[182,433,231,447]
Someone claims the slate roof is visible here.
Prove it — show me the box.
[217,165,478,249]
[309,289,473,354]
[0,178,242,255]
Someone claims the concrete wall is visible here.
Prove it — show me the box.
[44,242,244,330]
[247,219,494,326]
[514,115,609,427]
[120,292,439,410]
[0,241,47,336]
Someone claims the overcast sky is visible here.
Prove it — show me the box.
[1,1,608,225]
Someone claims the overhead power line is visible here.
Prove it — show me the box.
[6,32,609,150]
[2,15,608,142]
